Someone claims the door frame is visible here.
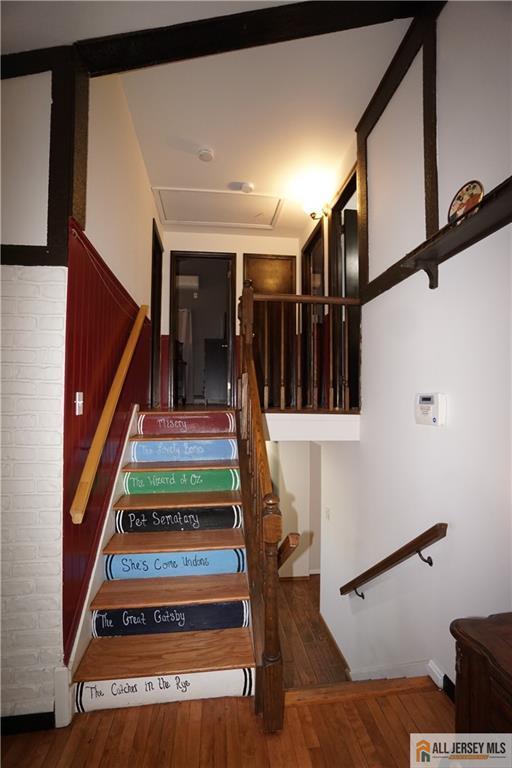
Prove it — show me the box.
[169,250,236,409]
[150,219,164,408]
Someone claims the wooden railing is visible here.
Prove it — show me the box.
[69,304,148,524]
[339,523,448,599]
[237,282,300,732]
[240,281,361,412]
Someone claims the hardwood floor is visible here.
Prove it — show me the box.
[2,576,455,766]
[279,575,349,689]
[1,679,454,767]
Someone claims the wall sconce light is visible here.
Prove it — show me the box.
[309,206,329,220]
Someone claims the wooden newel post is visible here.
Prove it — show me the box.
[241,279,254,349]
[262,493,284,732]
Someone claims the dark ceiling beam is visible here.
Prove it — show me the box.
[1,46,71,79]
[75,1,433,77]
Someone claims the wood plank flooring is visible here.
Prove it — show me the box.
[279,575,349,689]
[1,682,454,767]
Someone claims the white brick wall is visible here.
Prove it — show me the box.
[1,265,67,716]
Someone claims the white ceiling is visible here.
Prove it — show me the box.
[121,20,410,236]
[2,1,411,238]
[1,1,289,54]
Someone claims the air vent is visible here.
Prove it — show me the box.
[176,275,199,291]
[154,188,282,229]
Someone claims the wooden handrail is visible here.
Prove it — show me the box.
[278,533,300,569]
[238,279,295,731]
[254,292,360,306]
[339,523,448,597]
[70,304,148,524]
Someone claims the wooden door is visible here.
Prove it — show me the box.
[243,254,296,409]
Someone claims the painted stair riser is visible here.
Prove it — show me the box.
[123,468,240,495]
[92,600,250,637]
[115,506,243,534]
[75,667,254,713]
[105,549,246,580]
[130,439,237,463]
[138,411,236,436]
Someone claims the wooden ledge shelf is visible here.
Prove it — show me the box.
[363,176,512,303]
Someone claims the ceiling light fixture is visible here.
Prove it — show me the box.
[198,147,214,162]
[241,182,254,194]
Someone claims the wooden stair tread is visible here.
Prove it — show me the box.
[285,676,436,705]
[104,528,245,554]
[91,573,250,610]
[122,460,239,472]
[74,628,255,681]
[113,490,242,510]
[130,433,236,442]
[139,409,235,416]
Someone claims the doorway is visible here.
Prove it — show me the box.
[169,251,236,408]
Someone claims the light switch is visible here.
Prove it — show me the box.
[74,392,84,416]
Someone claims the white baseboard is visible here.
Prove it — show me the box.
[54,667,72,728]
[427,659,445,689]
[309,569,321,575]
[350,659,430,681]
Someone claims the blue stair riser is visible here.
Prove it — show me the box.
[123,468,240,495]
[130,439,238,463]
[115,505,243,533]
[92,600,250,637]
[74,667,254,713]
[105,549,246,580]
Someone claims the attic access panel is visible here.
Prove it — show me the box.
[154,188,283,229]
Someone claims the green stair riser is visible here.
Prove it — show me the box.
[122,468,240,495]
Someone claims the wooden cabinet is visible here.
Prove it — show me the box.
[450,612,512,732]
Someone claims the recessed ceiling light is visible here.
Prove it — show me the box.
[198,147,214,162]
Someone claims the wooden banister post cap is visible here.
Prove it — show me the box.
[263,493,279,510]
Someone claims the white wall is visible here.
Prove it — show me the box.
[320,2,512,683]
[1,265,67,716]
[86,75,160,309]
[367,52,424,280]
[161,230,300,334]
[1,72,51,246]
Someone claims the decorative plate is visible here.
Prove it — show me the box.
[448,180,484,224]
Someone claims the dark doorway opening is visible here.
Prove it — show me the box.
[150,219,164,408]
[169,251,236,409]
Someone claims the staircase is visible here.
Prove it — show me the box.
[73,409,256,713]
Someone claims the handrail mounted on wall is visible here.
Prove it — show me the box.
[69,304,148,524]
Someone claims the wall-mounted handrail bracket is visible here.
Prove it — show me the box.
[417,550,433,566]
[354,588,365,600]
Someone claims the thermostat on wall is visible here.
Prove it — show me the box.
[415,393,447,426]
